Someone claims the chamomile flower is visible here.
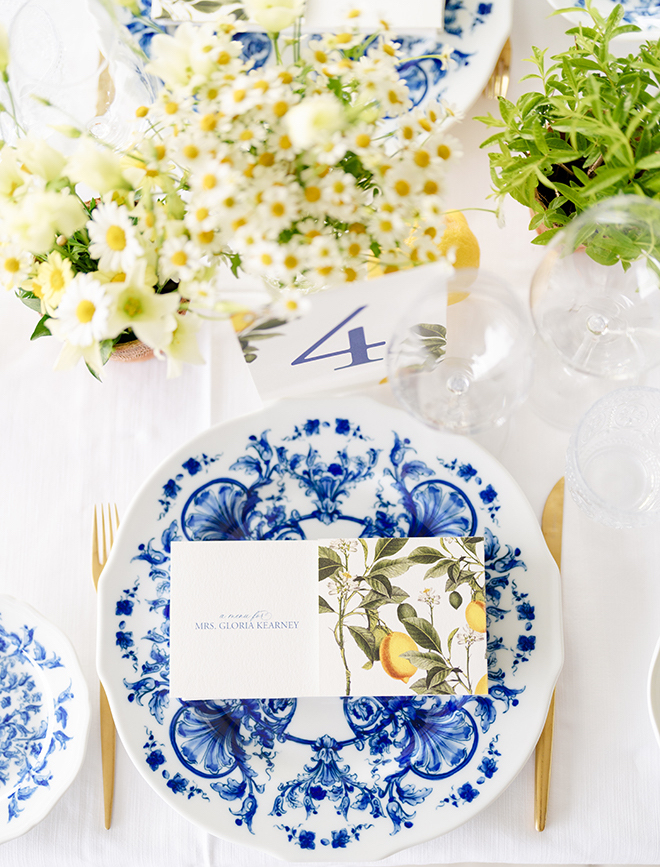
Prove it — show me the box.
[271,286,311,319]
[49,273,112,347]
[159,236,201,283]
[0,244,32,290]
[88,202,144,273]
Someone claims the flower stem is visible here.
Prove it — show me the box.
[273,34,283,65]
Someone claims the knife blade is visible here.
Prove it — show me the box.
[534,477,564,831]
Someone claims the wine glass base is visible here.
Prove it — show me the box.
[529,333,638,431]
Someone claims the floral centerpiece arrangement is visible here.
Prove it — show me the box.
[1,6,459,377]
[477,0,660,265]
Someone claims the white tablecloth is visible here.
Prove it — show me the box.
[1,1,660,864]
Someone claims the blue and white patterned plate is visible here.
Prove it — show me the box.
[546,0,660,33]
[0,595,89,844]
[90,0,512,122]
[97,398,562,861]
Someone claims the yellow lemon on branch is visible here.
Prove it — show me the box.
[379,631,418,683]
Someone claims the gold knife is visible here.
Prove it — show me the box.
[534,477,564,831]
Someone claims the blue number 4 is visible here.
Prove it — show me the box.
[291,306,386,370]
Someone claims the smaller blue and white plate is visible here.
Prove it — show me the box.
[87,0,513,122]
[0,596,89,843]
[546,0,660,34]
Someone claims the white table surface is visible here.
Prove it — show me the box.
[1,0,660,864]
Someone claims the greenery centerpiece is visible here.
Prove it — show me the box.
[476,1,660,263]
[0,5,460,377]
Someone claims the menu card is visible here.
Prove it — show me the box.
[170,536,486,699]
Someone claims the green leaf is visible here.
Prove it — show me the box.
[318,596,335,614]
[397,602,418,622]
[423,558,454,579]
[347,625,377,662]
[400,616,443,655]
[636,153,660,170]
[359,538,369,565]
[449,591,462,610]
[318,557,342,581]
[29,315,52,340]
[408,677,429,694]
[16,288,43,313]
[374,538,407,560]
[99,339,115,366]
[389,585,409,604]
[408,546,443,564]
[582,165,631,195]
[399,650,449,672]
[318,546,342,564]
[362,660,373,670]
[447,626,459,656]
[364,574,393,597]
[368,557,414,579]
[360,590,391,609]
[427,675,455,694]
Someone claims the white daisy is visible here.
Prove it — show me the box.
[88,202,144,273]
[159,236,201,283]
[49,273,112,347]
[0,243,32,290]
[271,286,311,320]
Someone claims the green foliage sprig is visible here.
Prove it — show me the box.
[476,1,660,255]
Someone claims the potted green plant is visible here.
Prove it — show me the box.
[476,1,660,264]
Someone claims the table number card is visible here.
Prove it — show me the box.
[170,536,486,700]
[245,264,448,401]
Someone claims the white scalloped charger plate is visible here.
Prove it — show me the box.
[0,595,90,843]
[97,397,562,861]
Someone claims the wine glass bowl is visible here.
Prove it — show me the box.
[530,196,660,380]
[387,269,533,435]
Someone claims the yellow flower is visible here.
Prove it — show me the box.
[37,252,74,313]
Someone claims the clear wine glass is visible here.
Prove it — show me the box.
[530,195,660,428]
[387,268,533,436]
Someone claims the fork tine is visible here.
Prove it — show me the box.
[101,504,108,565]
[92,504,99,565]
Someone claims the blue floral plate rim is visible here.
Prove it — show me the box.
[97,396,562,861]
[90,0,513,124]
[0,594,90,844]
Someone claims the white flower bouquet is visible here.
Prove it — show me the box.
[2,6,460,377]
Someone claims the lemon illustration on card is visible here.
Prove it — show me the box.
[318,536,487,698]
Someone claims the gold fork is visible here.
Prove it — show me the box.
[92,504,120,830]
[483,37,511,100]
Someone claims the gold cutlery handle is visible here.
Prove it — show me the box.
[534,689,556,831]
[99,683,116,830]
